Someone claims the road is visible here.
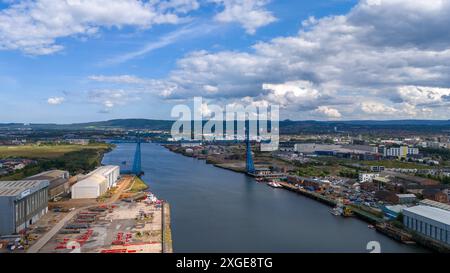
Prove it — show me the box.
[27,208,81,253]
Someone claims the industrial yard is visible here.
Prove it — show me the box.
[0,174,172,253]
[38,196,167,253]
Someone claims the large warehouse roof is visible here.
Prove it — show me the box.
[404,205,450,225]
[0,180,49,197]
[74,174,106,187]
[26,170,68,180]
[419,199,450,212]
[88,165,119,177]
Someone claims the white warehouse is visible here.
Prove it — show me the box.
[71,165,120,199]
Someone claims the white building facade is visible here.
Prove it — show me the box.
[71,165,120,199]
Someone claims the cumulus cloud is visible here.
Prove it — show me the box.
[315,106,342,119]
[0,0,200,55]
[397,86,450,106]
[211,0,276,34]
[360,101,398,115]
[88,89,141,109]
[262,81,321,108]
[47,97,65,105]
[77,0,450,119]
[140,0,450,119]
[0,0,276,55]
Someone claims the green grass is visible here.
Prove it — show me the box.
[0,143,113,180]
[0,143,111,159]
[130,177,149,193]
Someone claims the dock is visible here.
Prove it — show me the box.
[279,182,384,224]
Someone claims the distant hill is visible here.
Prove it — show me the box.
[0,119,174,131]
[1,119,450,134]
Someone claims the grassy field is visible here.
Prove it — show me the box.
[0,143,114,180]
[130,177,149,193]
[0,143,111,159]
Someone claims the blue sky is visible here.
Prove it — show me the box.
[1,0,450,123]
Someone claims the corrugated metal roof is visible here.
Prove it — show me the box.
[404,205,450,225]
[26,170,67,180]
[73,174,106,187]
[0,180,49,197]
[25,170,69,189]
[87,165,119,177]
[419,199,450,212]
[396,194,416,198]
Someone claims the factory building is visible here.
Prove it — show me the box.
[71,165,120,199]
[25,170,70,200]
[0,180,49,235]
[403,206,450,246]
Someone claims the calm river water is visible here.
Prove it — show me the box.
[102,143,426,253]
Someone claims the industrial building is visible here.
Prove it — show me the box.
[0,180,49,235]
[396,194,417,204]
[294,143,381,160]
[403,206,450,246]
[25,170,71,200]
[71,165,120,199]
[419,199,450,212]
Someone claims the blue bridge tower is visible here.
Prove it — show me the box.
[132,139,143,176]
[246,124,255,174]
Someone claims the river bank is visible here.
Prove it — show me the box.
[103,143,425,253]
[161,144,441,252]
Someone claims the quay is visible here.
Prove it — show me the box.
[278,182,384,224]
[25,176,172,253]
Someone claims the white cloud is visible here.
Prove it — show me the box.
[47,97,65,105]
[203,85,219,93]
[211,0,276,34]
[139,0,450,119]
[77,0,450,119]
[102,22,220,65]
[0,0,200,55]
[0,0,277,55]
[315,106,342,119]
[361,101,398,115]
[397,85,450,106]
[89,75,147,84]
[88,89,141,109]
[262,81,321,108]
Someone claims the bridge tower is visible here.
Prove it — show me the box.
[246,123,255,174]
[132,138,143,176]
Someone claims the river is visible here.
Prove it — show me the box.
[102,143,426,253]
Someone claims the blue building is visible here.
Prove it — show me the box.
[0,180,49,235]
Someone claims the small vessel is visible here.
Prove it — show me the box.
[368,225,375,230]
[330,206,343,216]
[255,177,265,183]
[268,182,283,188]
